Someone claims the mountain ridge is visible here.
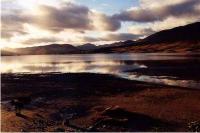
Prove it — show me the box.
[1,22,200,56]
[93,22,200,53]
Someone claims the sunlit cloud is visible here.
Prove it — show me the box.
[90,10,121,31]
[128,25,154,35]
[1,0,200,48]
[112,0,200,22]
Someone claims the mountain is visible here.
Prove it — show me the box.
[77,42,128,51]
[1,50,16,56]
[77,43,97,50]
[2,22,200,56]
[142,22,200,44]
[1,44,81,56]
[1,42,132,56]
[98,40,134,48]
[93,22,200,53]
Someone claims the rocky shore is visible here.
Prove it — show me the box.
[1,73,200,132]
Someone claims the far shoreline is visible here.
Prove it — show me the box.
[2,52,200,57]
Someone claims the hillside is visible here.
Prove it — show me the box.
[1,22,200,56]
[77,43,97,50]
[93,22,200,53]
[1,44,81,56]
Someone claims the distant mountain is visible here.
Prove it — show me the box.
[77,42,130,51]
[2,22,200,56]
[98,40,134,48]
[1,50,16,56]
[77,43,97,50]
[1,44,81,56]
[93,22,200,53]
[1,42,132,56]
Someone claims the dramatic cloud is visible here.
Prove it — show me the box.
[91,11,121,31]
[1,10,29,39]
[1,2,121,41]
[123,0,200,37]
[128,15,200,36]
[32,3,93,32]
[32,4,121,32]
[112,0,200,22]
[1,28,27,39]
[1,0,200,48]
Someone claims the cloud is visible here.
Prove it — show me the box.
[128,25,155,35]
[129,15,200,36]
[120,0,200,37]
[150,16,200,31]
[140,0,187,8]
[1,29,27,39]
[1,10,30,39]
[112,0,200,22]
[78,33,140,43]
[21,37,60,45]
[100,33,140,41]
[1,2,121,41]
[2,0,200,48]
[33,4,121,32]
[91,11,121,31]
[82,36,100,42]
[32,3,93,32]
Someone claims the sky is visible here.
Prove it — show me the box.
[1,0,200,48]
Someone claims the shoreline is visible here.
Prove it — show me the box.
[1,73,200,131]
[2,52,200,57]
[2,72,200,90]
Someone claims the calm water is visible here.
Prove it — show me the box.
[1,53,200,89]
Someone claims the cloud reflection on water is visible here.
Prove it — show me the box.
[0,61,144,74]
[1,53,200,89]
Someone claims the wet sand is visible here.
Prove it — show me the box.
[1,73,200,132]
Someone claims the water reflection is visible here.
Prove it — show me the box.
[0,61,145,74]
[1,53,200,89]
[119,73,200,89]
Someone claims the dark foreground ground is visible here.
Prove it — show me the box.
[1,73,200,132]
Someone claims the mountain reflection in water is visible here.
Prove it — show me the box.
[1,53,200,89]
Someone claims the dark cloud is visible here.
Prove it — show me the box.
[35,4,121,32]
[93,13,121,31]
[104,16,121,31]
[33,3,93,32]
[1,11,29,39]
[112,0,200,22]
[1,29,27,39]
[112,9,156,22]
[1,2,121,40]
[3,0,199,45]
